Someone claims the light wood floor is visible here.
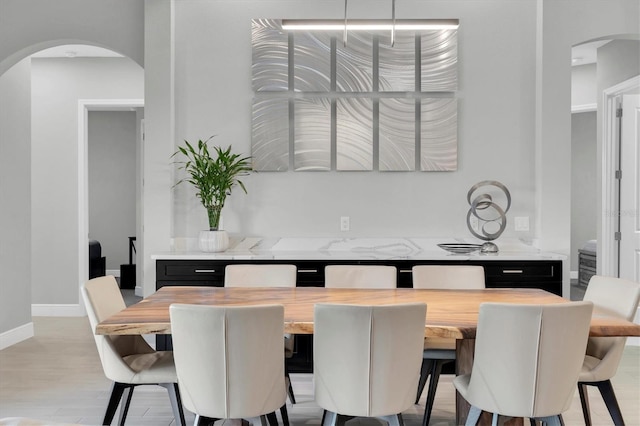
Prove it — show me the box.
[0,316,638,426]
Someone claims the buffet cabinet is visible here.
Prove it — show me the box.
[155,258,562,372]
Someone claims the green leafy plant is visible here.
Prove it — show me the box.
[172,136,252,230]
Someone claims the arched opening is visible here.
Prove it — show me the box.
[0,41,144,323]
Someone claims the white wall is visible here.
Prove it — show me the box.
[30,58,143,304]
[0,58,32,341]
[572,64,597,109]
[171,0,539,244]
[88,111,137,271]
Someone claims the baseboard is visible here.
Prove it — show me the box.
[106,269,120,277]
[31,304,85,317]
[0,322,34,350]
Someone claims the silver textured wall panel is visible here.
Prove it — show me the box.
[294,32,332,92]
[252,19,459,173]
[294,98,331,171]
[379,32,415,92]
[421,30,458,92]
[336,98,373,171]
[251,19,288,92]
[421,98,457,171]
[379,98,416,171]
[251,98,289,171]
[336,32,373,92]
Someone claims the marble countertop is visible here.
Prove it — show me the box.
[152,237,566,261]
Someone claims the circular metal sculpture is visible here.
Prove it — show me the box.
[467,180,511,243]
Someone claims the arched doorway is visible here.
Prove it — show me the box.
[1,42,143,319]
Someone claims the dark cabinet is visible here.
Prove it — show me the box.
[155,257,562,371]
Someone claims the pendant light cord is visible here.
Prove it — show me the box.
[344,0,348,46]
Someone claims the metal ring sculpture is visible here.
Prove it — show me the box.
[466,180,511,241]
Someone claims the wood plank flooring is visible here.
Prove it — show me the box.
[1,315,638,426]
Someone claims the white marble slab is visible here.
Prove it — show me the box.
[153,237,565,261]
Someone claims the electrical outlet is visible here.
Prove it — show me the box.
[515,216,530,231]
[340,216,350,231]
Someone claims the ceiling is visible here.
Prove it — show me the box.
[571,40,610,66]
[30,45,123,58]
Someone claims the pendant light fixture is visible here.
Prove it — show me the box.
[281,0,459,47]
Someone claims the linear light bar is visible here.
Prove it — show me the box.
[281,19,459,31]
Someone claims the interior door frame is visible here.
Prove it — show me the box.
[77,99,144,313]
[600,75,640,277]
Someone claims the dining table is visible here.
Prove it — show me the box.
[96,286,640,425]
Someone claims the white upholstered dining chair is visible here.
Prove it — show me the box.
[453,301,593,426]
[82,276,185,426]
[169,304,287,426]
[411,265,485,425]
[578,275,640,426]
[324,264,397,288]
[314,303,427,426]
[224,263,297,412]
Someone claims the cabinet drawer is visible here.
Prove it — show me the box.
[156,260,226,284]
[165,264,223,277]
[483,262,559,281]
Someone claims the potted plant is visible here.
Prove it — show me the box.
[172,136,252,252]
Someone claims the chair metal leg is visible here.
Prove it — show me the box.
[285,368,296,404]
[578,382,592,426]
[491,413,499,426]
[535,415,562,426]
[322,410,337,426]
[194,415,218,426]
[422,359,448,426]
[465,406,482,426]
[118,385,134,426]
[263,414,274,426]
[280,403,290,426]
[416,358,434,403]
[596,380,626,426]
[103,382,128,426]
[162,382,186,426]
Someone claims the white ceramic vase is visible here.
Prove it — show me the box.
[198,230,229,252]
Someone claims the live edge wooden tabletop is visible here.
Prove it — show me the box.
[95,286,640,338]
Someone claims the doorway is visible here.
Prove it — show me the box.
[601,76,640,280]
[78,99,144,298]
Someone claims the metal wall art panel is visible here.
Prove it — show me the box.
[379,98,416,171]
[421,30,458,91]
[378,32,415,92]
[251,98,289,171]
[336,32,374,92]
[420,98,458,171]
[294,98,331,171]
[251,19,288,92]
[293,32,332,92]
[251,19,459,172]
[336,98,373,171]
